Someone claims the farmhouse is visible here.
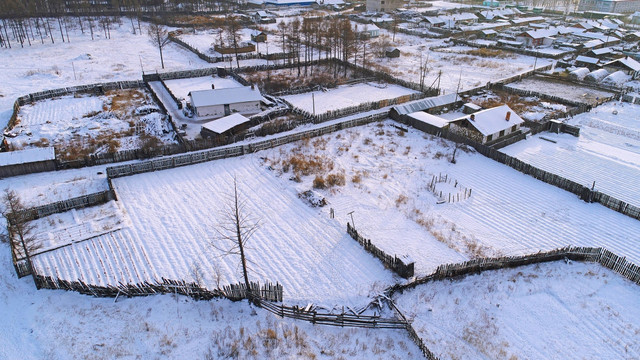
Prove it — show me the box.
[450,105,524,144]
[603,56,640,78]
[251,30,267,42]
[254,11,276,23]
[189,86,263,119]
[200,113,251,139]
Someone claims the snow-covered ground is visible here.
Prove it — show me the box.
[164,75,244,101]
[395,261,640,360]
[503,101,640,207]
[283,83,419,114]
[505,76,617,106]
[0,248,420,360]
[0,17,211,130]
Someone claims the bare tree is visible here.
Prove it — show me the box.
[147,23,170,69]
[225,15,242,69]
[211,177,260,302]
[2,189,40,280]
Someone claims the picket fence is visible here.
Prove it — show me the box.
[347,223,414,278]
[33,270,283,302]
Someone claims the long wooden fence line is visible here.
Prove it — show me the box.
[387,246,640,298]
[387,299,441,360]
[32,270,284,302]
[259,301,406,329]
[8,190,116,225]
[106,112,386,179]
[347,223,415,278]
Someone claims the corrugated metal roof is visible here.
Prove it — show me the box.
[391,93,460,116]
[190,86,263,108]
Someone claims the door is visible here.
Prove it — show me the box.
[224,104,230,116]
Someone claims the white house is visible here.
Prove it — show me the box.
[450,105,524,144]
[357,24,380,38]
[189,86,263,119]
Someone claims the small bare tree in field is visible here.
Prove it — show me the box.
[211,177,260,302]
[2,189,40,280]
[147,23,170,69]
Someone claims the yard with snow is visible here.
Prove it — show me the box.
[395,261,640,360]
[283,83,419,115]
[503,101,640,207]
[505,76,617,106]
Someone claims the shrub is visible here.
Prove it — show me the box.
[312,175,325,189]
[325,173,345,187]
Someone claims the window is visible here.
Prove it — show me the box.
[511,125,517,132]
[487,134,493,142]
[499,130,505,137]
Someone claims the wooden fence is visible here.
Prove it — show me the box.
[260,301,405,329]
[107,112,386,179]
[8,190,116,224]
[387,300,441,360]
[347,223,414,278]
[33,271,283,302]
[389,246,639,296]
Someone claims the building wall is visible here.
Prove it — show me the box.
[366,0,406,12]
[578,0,640,13]
[195,101,261,119]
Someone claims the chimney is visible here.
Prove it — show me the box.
[470,114,475,121]
[211,84,215,89]
[505,111,511,121]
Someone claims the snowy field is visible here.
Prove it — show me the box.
[9,89,177,155]
[261,121,640,275]
[163,75,244,101]
[505,76,616,106]
[0,17,211,130]
[31,155,396,306]
[503,101,640,207]
[395,261,640,360]
[373,34,552,93]
[282,83,419,114]
[0,250,420,360]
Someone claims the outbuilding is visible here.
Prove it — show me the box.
[201,113,251,139]
[385,47,401,58]
[189,85,263,119]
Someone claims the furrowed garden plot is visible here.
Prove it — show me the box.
[261,121,640,276]
[502,101,640,207]
[394,261,640,360]
[31,155,395,306]
[7,89,178,161]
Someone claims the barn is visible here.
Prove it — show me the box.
[449,105,524,144]
[189,86,263,119]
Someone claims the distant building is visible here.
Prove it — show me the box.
[366,0,406,13]
[189,86,263,119]
[578,0,640,13]
[385,47,401,58]
[449,105,524,144]
[251,30,267,43]
[356,24,380,38]
[603,56,640,78]
[254,11,276,24]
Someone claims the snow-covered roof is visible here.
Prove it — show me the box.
[585,69,610,82]
[453,105,524,136]
[520,28,559,39]
[583,39,604,49]
[590,47,614,56]
[498,39,524,46]
[255,10,273,17]
[604,57,640,72]
[511,16,544,24]
[602,71,630,86]
[0,147,55,167]
[392,93,460,116]
[201,113,250,134]
[358,24,380,32]
[569,67,590,80]
[482,29,497,35]
[424,16,446,25]
[576,55,599,65]
[190,86,263,108]
[407,111,450,128]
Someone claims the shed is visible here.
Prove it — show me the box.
[390,93,461,120]
[584,68,610,83]
[575,55,600,70]
[481,29,497,38]
[569,67,591,80]
[462,102,482,114]
[189,86,263,119]
[385,47,400,58]
[0,147,56,178]
[602,70,630,86]
[357,24,380,38]
[449,105,524,144]
[201,113,251,138]
[405,111,450,135]
[251,30,267,43]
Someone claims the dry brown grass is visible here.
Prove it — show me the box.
[313,175,326,189]
[464,48,516,59]
[325,173,345,187]
[283,153,334,178]
[105,89,147,118]
[475,92,542,114]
